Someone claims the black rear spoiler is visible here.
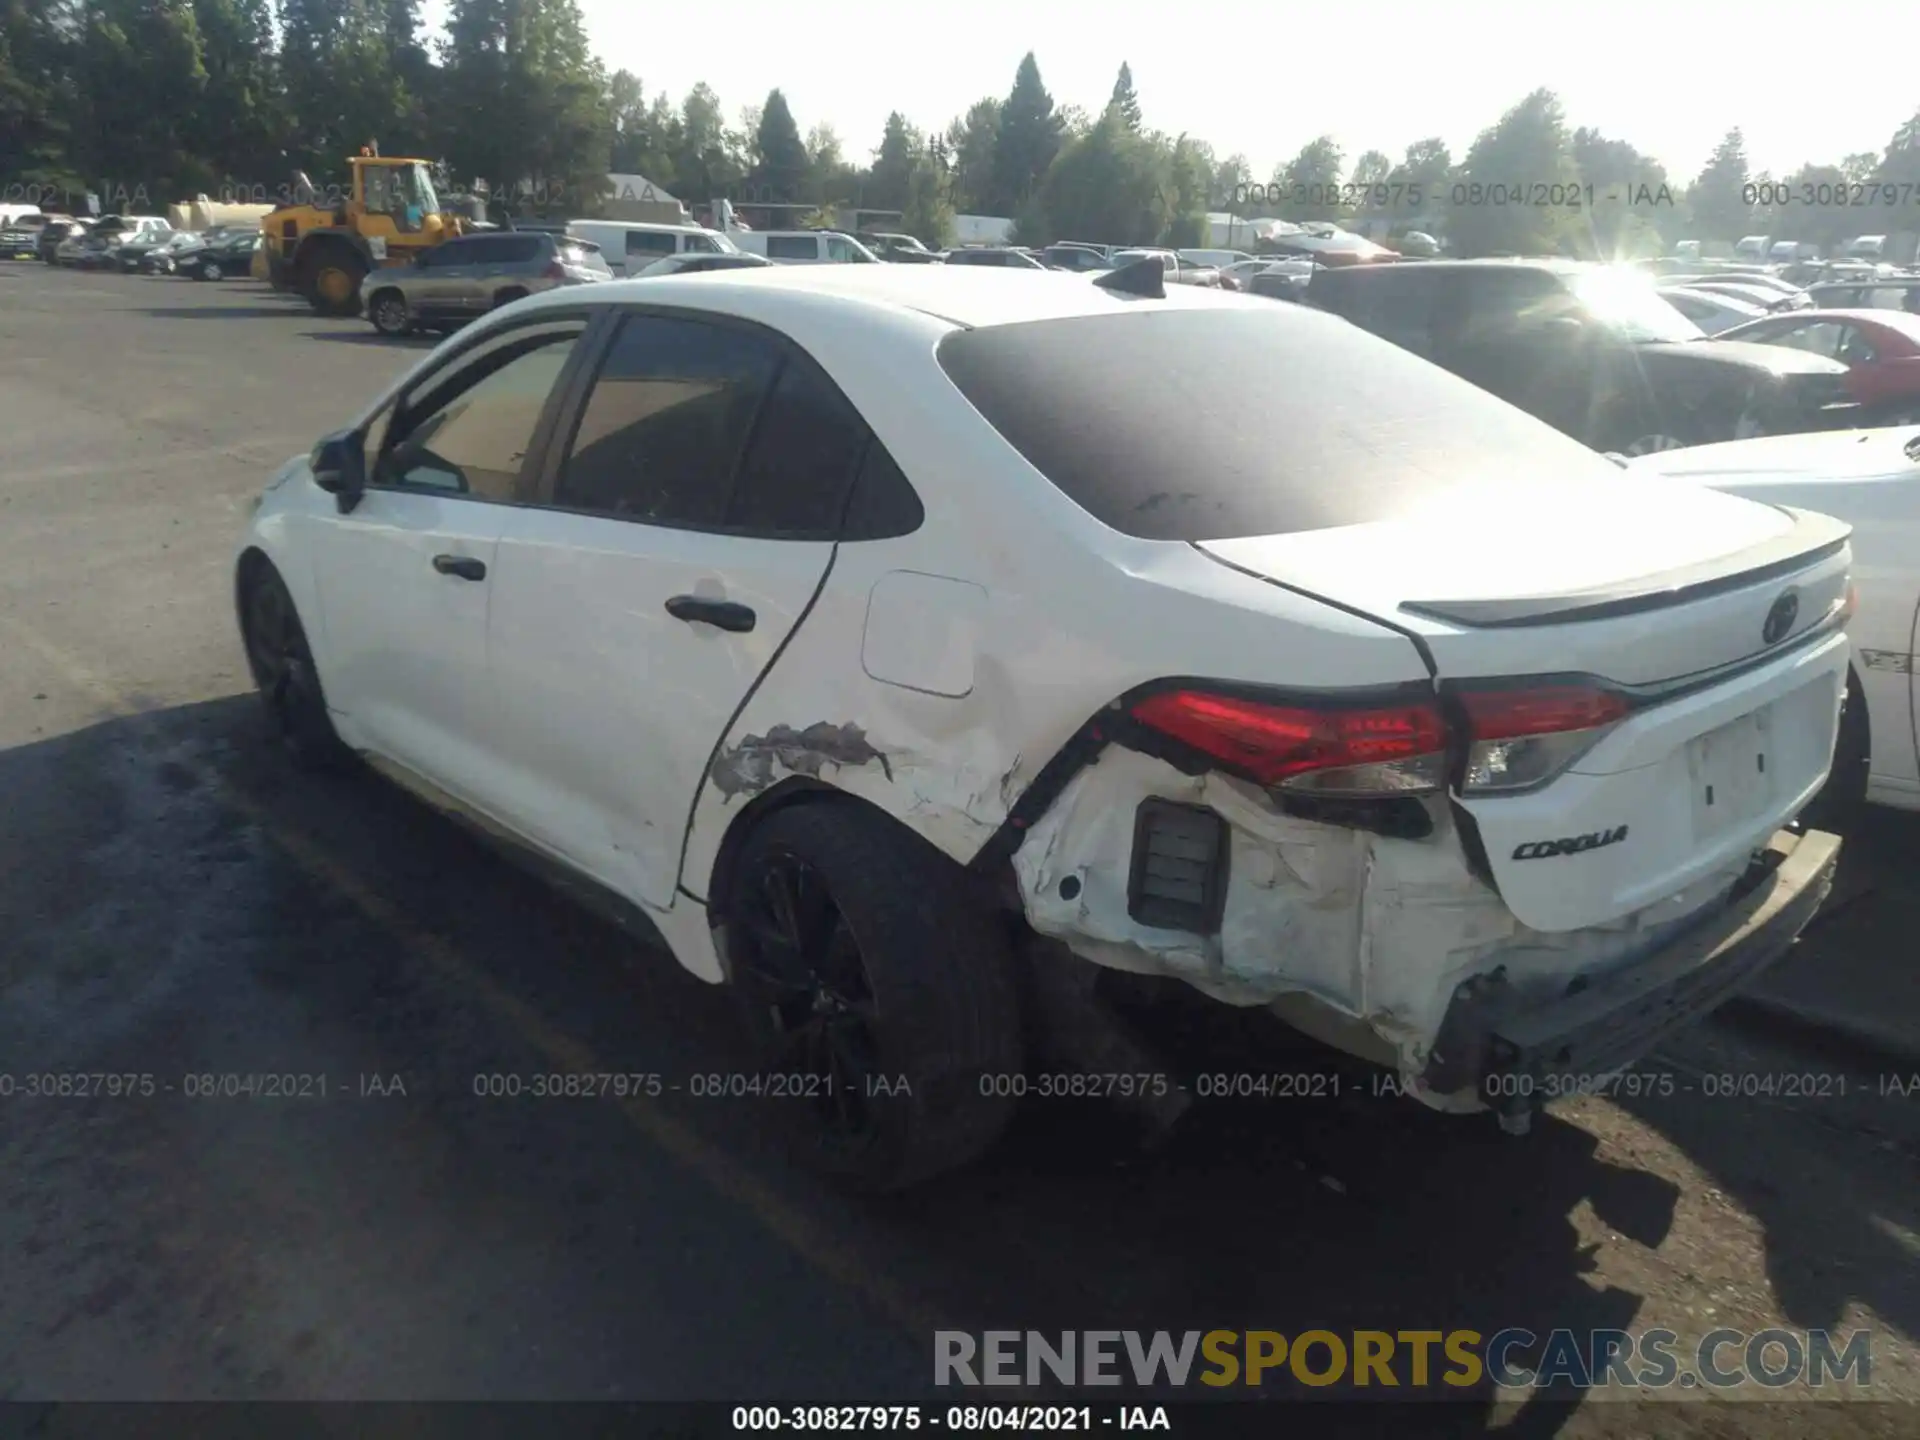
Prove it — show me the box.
[1399,507,1851,629]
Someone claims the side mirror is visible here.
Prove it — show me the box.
[310,429,367,512]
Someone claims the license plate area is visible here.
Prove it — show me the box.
[1687,704,1775,840]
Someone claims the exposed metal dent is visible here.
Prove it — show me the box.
[708,722,894,803]
[1012,747,1750,1104]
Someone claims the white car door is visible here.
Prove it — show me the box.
[309,313,590,803]
[482,308,868,908]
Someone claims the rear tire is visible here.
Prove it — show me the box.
[239,560,351,771]
[725,803,1024,1192]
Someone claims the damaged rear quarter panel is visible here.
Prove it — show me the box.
[1013,744,1753,1095]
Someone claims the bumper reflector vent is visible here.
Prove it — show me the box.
[1127,799,1229,932]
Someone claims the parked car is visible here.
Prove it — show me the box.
[1179,248,1258,271]
[1658,285,1772,335]
[112,224,178,271]
[1110,248,1220,286]
[361,230,612,336]
[52,228,93,266]
[1714,309,1920,425]
[944,246,1047,269]
[187,228,264,280]
[37,216,86,262]
[1806,277,1920,313]
[1040,244,1112,273]
[632,251,775,278]
[565,220,735,278]
[730,230,879,265]
[0,212,53,259]
[143,227,235,274]
[1307,259,1858,455]
[1669,279,1812,313]
[1264,226,1400,267]
[1226,258,1315,297]
[856,232,938,263]
[67,215,168,268]
[1630,426,1919,814]
[234,265,1848,1188]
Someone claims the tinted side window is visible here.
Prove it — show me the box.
[685,234,720,252]
[554,314,779,525]
[500,236,542,264]
[626,231,676,256]
[842,439,925,541]
[1315,272,1441,357]
[439,238,488,265]
[767,235,815,260]
[380,329,583,501]
[1465,271,1576,332]
[726,359,868,536]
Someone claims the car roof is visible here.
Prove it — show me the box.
[507,261,1252,331]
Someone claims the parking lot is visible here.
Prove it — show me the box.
[2,262,1918,1431]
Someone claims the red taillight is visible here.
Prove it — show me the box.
[1458,686,1631,740]
[545,260,566,280]
[1130,690,1448,795]
[1457,685,1630,794]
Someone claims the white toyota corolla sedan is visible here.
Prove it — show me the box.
[237,262,1853,1190]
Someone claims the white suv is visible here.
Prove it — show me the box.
[235,264,1850,1190]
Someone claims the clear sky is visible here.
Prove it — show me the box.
[432,1,1914,188]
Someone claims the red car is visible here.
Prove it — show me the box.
[1716,308,1920,425]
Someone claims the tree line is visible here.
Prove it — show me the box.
[4,6,1918,254]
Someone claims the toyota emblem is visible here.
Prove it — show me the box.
[1763,590,1799,646]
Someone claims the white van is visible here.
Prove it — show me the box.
[731,230,880,265]
[0,203,43,227]
[566,220,736,277]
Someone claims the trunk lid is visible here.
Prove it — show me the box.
[1196,476,1852,933]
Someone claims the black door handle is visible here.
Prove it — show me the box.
[665,595,756,633]
[432,553,487,581]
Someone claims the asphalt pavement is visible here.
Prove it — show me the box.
[2,262,1917,1434]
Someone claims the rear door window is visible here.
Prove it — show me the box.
[726,358,870,536]
[550,313,780,526]
[767,235,816,260]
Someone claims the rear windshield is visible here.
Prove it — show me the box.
[936,307,1613,542]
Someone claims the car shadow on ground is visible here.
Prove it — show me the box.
[1,695,1908,1425]
[137,305,312,320]
[1618,807,1920,1349]
[299,330,436,348]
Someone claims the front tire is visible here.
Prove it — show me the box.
[198,258,223,281]
[298,246,368,317]
[726,804,1024,1192]
[239,561,350,771]
[368,288,412,336]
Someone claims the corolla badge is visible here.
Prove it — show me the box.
[1762,590,1800,646]
[1512,826,1629,861]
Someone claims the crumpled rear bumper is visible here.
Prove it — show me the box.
[1420,827,1841,1110]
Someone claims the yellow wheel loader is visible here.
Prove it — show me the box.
[262,150,477,317]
